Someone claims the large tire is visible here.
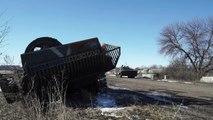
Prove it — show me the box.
[25,37,62,53]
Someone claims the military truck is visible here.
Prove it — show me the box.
[116,65,137,78]
[0,37,121,104]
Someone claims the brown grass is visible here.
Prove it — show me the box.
[0,74,180,120]
[0,94,180,120]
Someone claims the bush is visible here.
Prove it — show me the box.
[166,58,197,81]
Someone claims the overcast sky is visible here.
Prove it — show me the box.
[0,0,213,68]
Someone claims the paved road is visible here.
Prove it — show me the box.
[107,76,213,101]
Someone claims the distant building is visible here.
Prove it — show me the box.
[200,76,213,83]
[138,68,165,80]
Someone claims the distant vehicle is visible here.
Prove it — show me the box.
[116,65,137,78]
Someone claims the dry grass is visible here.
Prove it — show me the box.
[0,94,180,120]
[0,74,181,120]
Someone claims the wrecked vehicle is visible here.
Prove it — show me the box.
[0,37,120,103]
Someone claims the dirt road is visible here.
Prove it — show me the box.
[107,76,213,101]
[106,76,213,119]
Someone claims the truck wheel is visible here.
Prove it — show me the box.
[24,37,62,53]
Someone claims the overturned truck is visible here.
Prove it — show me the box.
[0,37,120,103]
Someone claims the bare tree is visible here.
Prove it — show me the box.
[0,11,10,54]
[3,55,14,65]
[158,17,213,79]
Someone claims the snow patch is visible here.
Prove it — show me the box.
[108,85,129,90]
[157,79,178,83]
[95,94,116,107]
[161,79,169,82]
[158,79,193,84]
[184,82,192,84]
[0,87,1,92]
[100,107,126,118]
[167,80,178,83]
[101,107,126,113]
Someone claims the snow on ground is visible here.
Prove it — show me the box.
[157,79,194,85]
[95,92,128,118]
[108,85,130,90]
[157,79,178,83]
[184,82,193,84]
[95,87,143,118]
[95,85,189,118]
[167,80,178,83]
[95,85,190,118]
[100,107,126,118]
[95,93,116,107]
